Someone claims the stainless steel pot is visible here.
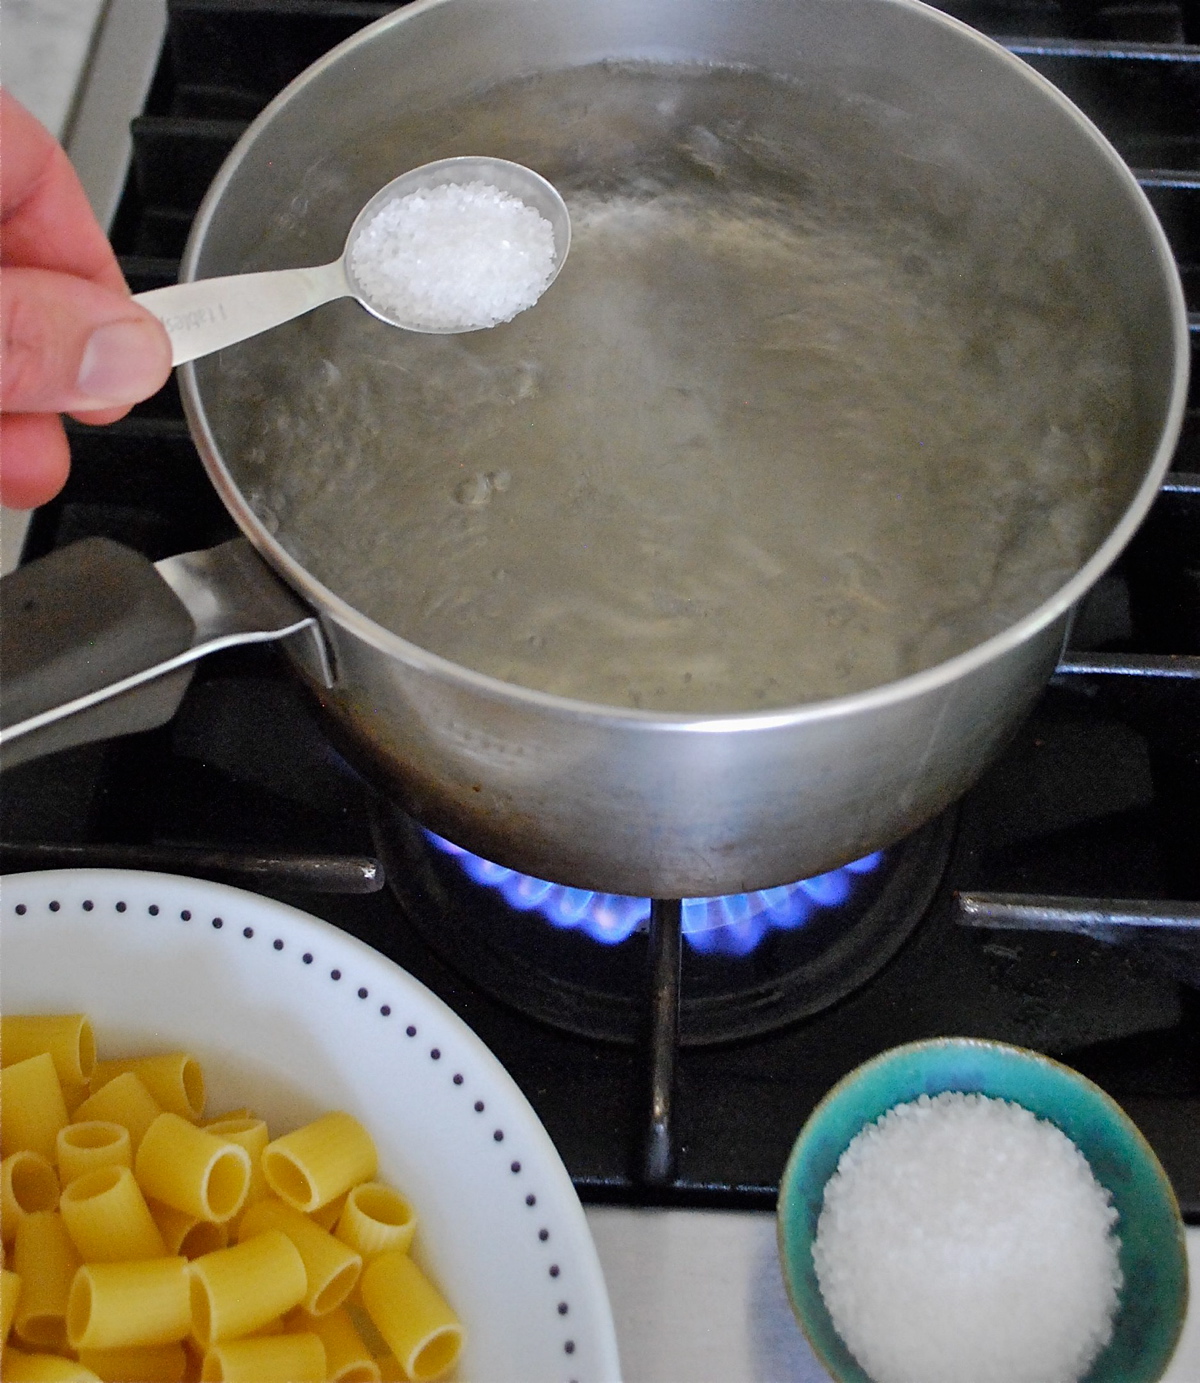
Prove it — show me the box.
[1,0,1188,897]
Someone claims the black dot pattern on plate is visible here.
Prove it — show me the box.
[11,885,580,1373]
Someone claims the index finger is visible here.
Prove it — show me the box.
[1,90,127,295]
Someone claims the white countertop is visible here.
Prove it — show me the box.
[586,1208,1199,1383]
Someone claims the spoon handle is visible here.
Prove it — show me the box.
[134,260,350,366]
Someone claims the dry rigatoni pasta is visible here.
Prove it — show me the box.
[149,1200,228,1259]
[1,1054,70,1163]
[359,1250,463,1383]
[54,1123,131,1187]
[66,1258,191,1351]
[3,1262,23,1343]
[0,1347,104,1380]
[308,1191,348,1233]
[12,1211,79,1352]
[262,1113,377,1213]
[335,1183,416,1260]
[71,1073,161,1153]
[200,1330,326,1381]
[75,1342,188,1382]
[90,1055,204,1123]
[135,1114,250,1224]
[1,1016,96,1088]
[204,1118,270,1225]
[188,1229,307,1347]
[59,1166,166,1262]
[288,1304,381,1383]
[2,1018,464,1380]
[2,1151,60,1247]
[237,1199,362,1316]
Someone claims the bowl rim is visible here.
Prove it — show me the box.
[776,1035,1189,1383]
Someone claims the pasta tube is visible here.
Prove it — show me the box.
[289,1304,381,1383]
[12,1211,79,1352]
[135,1114,250,1224]
[199,1331,325,1382]
[71,1073,162,1155]
[149,1202,227,1259]
[359,1250,463,1383]
[59,1165,167,1262]
[66,1258,191,1350]
[2,1265,21,1344]
[0,1054,69,1162]
[237,1198,362,1316]
[1,1016,96,1087]
[2,1151,60,1247]
[187,1230,306,1347]
[204,1118,269,1223]
[0,1348,103,1381]
[76,1343,188,1382]
[55,1123,131,1186]
[335,1183,416,1259]
[90,1055,204,1122]
[261,1113,377,1213]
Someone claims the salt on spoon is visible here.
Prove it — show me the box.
[134,157,571,366]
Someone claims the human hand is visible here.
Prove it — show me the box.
[1,91,172,509]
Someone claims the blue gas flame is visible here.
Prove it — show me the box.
[425,832,884,957]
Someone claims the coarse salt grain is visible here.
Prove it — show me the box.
[812,1091,1122,1383]
[348,179,557,333]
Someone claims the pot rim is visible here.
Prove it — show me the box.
[179,0,1191,733]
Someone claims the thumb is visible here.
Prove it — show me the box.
[2,266,172,414]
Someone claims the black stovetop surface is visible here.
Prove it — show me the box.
[3,0,1198,1216]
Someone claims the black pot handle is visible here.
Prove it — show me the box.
[0,537,333,770]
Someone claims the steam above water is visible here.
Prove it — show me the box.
[209,63,1137,713]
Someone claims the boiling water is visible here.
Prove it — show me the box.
[208,63,1137,713]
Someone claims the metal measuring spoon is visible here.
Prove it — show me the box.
[135,157,571,366]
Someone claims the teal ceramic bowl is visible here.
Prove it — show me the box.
[777,1038,1188,1383]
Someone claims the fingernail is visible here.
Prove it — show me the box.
[76,320,168,404]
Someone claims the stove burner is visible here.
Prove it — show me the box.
[375,803,955,1044]
[425,830,884,956]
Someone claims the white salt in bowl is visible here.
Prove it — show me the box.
[777,1037,1188,1383]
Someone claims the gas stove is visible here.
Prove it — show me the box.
[2,1,1198,1378]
